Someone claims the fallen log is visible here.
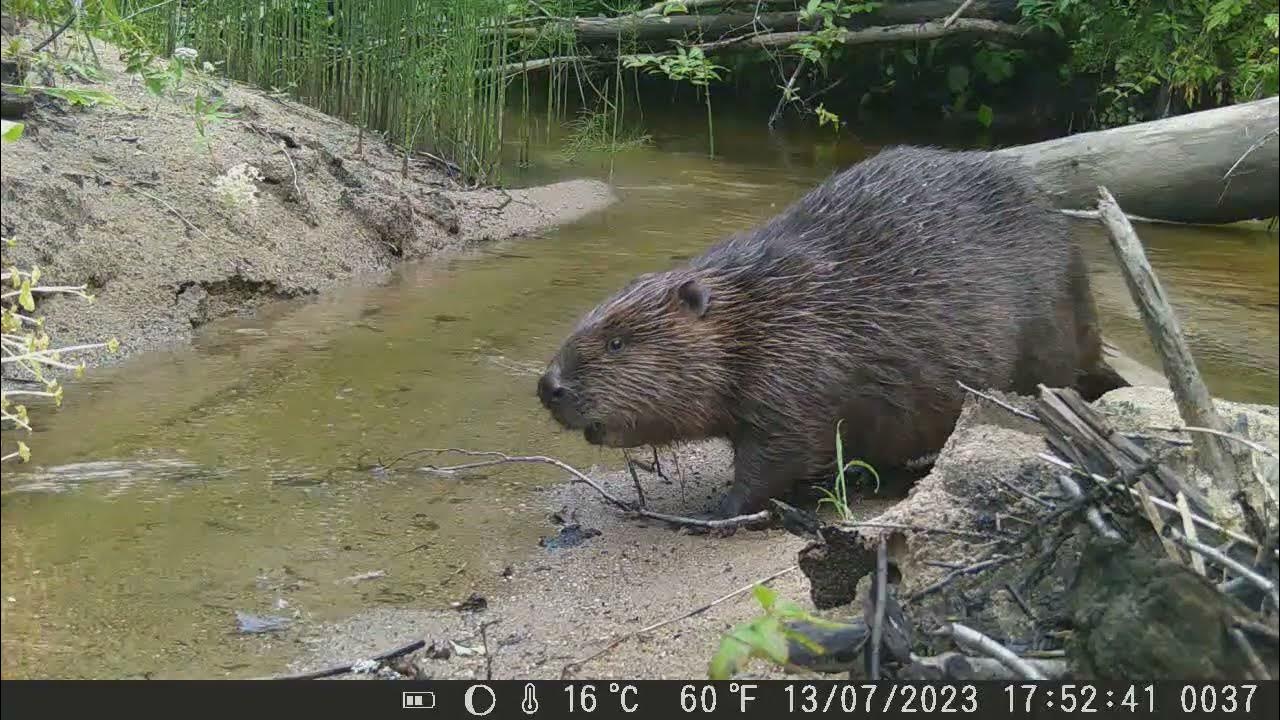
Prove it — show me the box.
[508,0,1020,45]
[995,97,1280,224]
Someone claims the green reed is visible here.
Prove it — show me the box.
[115,1,512,183]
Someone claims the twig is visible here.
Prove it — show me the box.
[768,59,805,129]
[935,623,1047,680]
[1223,127,1279,181]
[992,474,1056,510]
[846,521,1010,543]
[32,10,76,53]
[622,448,647,508]
[1174,535,1279,608]
[1149,424,1278,460]
[259,639,426,680]
[560,565,798,678]
[128,186,211,240]
[402,448,770,530]
[943,0,977,28]
[958,381,1039,422]
[868,538,887,681]
[1230,628,1271,681]
[1175,492,1207,576]
[1235,618,1280,644]
[1056,473,1121,540]
[910,652,1067,680]
[1039,452,1262,549]
[479,620,498,681]
[908,554,1013,603]
[1004,583,1036,621]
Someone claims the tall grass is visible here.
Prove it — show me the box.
[116,1,511,183]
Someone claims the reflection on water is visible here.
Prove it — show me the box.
[2,109,1276,679]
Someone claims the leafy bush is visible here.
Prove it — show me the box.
[1019,0,1279,125]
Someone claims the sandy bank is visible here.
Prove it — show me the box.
[1,26,615,368]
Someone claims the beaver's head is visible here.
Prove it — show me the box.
[537,270,732,448]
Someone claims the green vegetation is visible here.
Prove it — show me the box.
[708,583,853,679]
[1020,0,1279,126]
[1,121,118,465]
[4,1,1272,172]
[817,419,880,522]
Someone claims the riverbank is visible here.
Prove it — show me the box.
[1,25,616,368]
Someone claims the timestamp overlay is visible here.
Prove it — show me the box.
[2,680,1278,717]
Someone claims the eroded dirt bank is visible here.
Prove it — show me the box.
[1,26,615,366]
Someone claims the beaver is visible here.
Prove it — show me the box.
[537,145,1127,517]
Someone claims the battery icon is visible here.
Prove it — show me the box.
[402,691,436,709]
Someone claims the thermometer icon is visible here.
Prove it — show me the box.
[521,683,539,715]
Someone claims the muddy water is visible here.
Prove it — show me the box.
[2,113,1276,679]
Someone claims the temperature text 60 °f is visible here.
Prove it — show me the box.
[680,684,761,713]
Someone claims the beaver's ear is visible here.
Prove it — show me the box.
[676,278,710,319]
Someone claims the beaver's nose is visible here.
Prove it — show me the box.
[538,369,566,408]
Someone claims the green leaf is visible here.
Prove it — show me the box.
[976,104,995,128]
[752,583,778,610]
[1,119,24,143]
[17,279,35,311]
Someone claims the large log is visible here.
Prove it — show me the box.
[995,97,1280,224]
[511,0,1019,45]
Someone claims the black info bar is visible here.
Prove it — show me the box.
[2,680,1277,718]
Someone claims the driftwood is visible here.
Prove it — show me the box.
[996,98,1279,224]
[1095,186,1243,490]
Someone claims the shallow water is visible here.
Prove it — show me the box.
[2,110,1276,679]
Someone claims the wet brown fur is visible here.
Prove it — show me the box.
[538,146,1128,516]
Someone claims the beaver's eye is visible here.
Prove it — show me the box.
[606,337,625,353]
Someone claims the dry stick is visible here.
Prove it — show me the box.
[622,448,648,508]
[1055,473,1121,540]
[406,448,770,529]
[1223,127,1279,181]
[1174,535,1280,608]
[128,186,211,240]
[942,0,977,28]
[1038,452,1263,550]
[1096,186,1241,491]
[868,538,888,681]
[1152,422,1280,456]
[560,565,799,678]
[1176,492,1208,576]
[479,620,498,681]
[957,381,1039,422]
[1004,583,1036,621]
[1230,628,1271,681]
[32,10,77,53]
[768,59,805,129]
[908,555,1012,603]
[846,521,1009,543]
[936,623,1047,680]
[911,652,1067,680]
[1235,618,1280,643]
[260,639,426,680]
